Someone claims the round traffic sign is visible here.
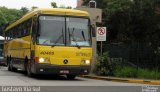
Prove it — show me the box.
[98,27,105,35]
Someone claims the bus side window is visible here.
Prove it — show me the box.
[17,25,21,37]
[13,27,17,38]
[23,22,27,35]
[21,25,24,37]
[32,18,38,44]
[26,19,32,35]
[10,29,13,40]
[8,30,10,40]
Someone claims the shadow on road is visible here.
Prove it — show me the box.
[0,66,84,81]
[32,75,82,81]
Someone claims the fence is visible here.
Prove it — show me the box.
[96,42,160,80]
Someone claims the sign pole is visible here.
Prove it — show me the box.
[97,27,106,57]
[101,41,103,56]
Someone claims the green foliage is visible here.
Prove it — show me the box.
[137,69,160,79]
[113,66,160,79]
[106,0,133,17]
[95,52,113,76]
[113,66,138,78]
[0,6,28,35]
[0,7,23,22]
[51,2,58,8]
[20,7,29,15]
[83,1,160,73]
[31,6,38,10]
[83,0,160,43]
[66,6,72,9]
[50,2,72,9]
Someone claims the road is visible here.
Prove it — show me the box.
[0,66,159,92]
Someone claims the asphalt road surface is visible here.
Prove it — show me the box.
[0,66,159,92]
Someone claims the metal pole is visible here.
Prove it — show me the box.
[101,41,103,56]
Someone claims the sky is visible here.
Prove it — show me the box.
[0,0,77,9]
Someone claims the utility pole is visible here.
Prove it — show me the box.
[76,0,102,73]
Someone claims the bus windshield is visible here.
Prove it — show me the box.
[66,17,91,47]
[37,15,91,47]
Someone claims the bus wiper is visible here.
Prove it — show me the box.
[54,28,64,45]
[68,28,80,49]
[81,30,86,41]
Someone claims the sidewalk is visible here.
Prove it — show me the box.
[80,74,160,85]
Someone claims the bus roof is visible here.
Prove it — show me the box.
[5,8,89,31]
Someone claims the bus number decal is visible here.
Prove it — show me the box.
[76,52,91,57]
[40,51,54,55]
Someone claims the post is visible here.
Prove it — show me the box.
[101,41,103,56]
[76,7,102,73]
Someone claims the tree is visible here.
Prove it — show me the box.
[83,0,133,42]
[51,2,57,8]
[83,0,160,69]
[0,7,27,36]
[66,6,72,9]
[83,0,160,43]
[0,9,8,25]
[31,6,38,10]
[51,2,72,9]
[20,7,29,15]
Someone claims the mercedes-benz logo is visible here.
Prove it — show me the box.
[63,59,68,64]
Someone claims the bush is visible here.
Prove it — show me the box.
[113,66,137,78]
[113,66,160,79]
[138,69,160,79]
[95,52,160,80]
[95,52,113,76]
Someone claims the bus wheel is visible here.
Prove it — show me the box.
[7,62,11,71]
[8,59,17,72]
[26,61,34,77]
[66,75,76,80]
[8,59,13,71]
[7,57,11,71]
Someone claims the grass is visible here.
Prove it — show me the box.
[113,66,160,80]
[137,69,160,79]
[113,66,137,78]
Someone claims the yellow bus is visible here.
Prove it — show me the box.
[4,8,92,79]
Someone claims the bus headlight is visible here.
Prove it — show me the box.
[81,60,90,65]
[39,58,45,63]
[85,60,90,64]
[39,58,50,64]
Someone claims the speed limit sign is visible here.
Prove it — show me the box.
[96,27,106,41]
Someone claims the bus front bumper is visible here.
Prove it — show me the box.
[33,64,91,75]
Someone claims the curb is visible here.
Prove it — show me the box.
[80,75,160,85]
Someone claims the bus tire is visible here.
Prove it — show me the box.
[9,59,17,72]
[7,57,11,71]
[26,61,34,77]
[66,75,76,80]
[8,58,13,71]
[7,62,11,71]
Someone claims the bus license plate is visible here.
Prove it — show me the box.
[60,70,69,74]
